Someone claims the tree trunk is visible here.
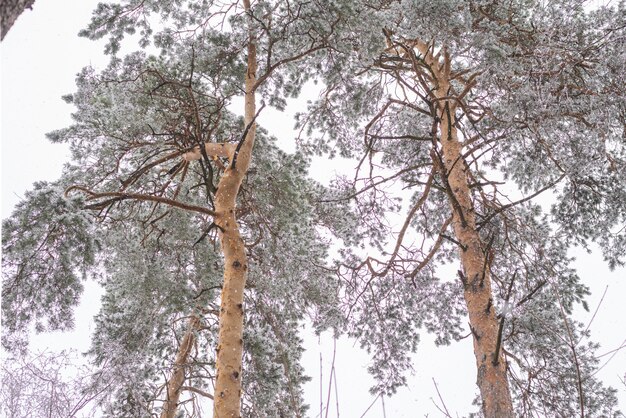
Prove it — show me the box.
[416,42,515,418]
[1,0,35,41]
[212,0,257,415]
[160,3,257,417]
[160,316,201,418]
[438,110,514,418]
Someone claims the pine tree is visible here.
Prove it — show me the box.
[297,0,625,416]
[2,1,354,416]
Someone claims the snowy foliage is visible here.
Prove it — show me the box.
[1,349,99,418]
[2,0,625,416]
[2,182,98,352]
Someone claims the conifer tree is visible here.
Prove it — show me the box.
[2,1,352,416]
[297,0,625,416]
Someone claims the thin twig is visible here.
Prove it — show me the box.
[358,393,382,418]
[553,283,586,417]
[431,378,453,417]
[324,339,337,418]
[592,337,626,377]
[579,285,608,345]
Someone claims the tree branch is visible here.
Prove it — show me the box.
[66,186,216,217]
[375,166,436,277]
[181,386,214,400]
[477,174,566,229]
[230,101,266,170]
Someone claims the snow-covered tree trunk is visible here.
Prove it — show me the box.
[416,41,514,418]
[212,1,257,415]
[159,4,257,417]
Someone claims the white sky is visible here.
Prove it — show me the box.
[1,1,624,417]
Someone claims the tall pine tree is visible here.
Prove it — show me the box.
[3,1,355,416]
[297,0,625,416]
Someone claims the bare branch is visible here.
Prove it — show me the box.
[181,386,214,400]
[376,166,436,277]
[477,174,566,229]
[66,186,216,217]
[431,378,453,418]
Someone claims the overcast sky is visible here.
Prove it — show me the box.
[1,1,625,417]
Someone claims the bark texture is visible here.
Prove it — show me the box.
[1,0,35,41]
[415,41,515,418]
